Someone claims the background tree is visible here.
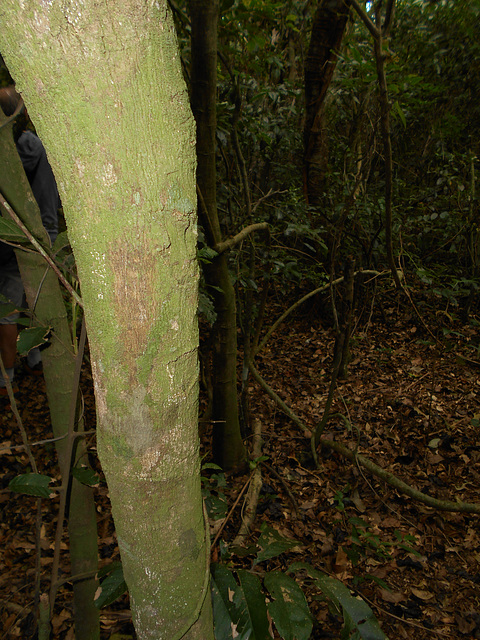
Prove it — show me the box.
[304,0,351,212]
[189,0,246,471]
[0,1,214,638]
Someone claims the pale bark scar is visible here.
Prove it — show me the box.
[108,227,166,381]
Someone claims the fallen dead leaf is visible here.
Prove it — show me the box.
[377,588,406,604]
[411,587,434,601]
[333,547,350,574]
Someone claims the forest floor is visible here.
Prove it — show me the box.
[1,282,479,639]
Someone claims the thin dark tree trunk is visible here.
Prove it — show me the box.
[304,0,351,208]
[189,0,246,471]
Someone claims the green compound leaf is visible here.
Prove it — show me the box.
[51,230,70,254]
[253,523,299,567]
[211,564,250,640]
[0,292,25,318]
[290,563,388,640]
[9,473,54,498]
[211,564,272,640]
[237,569,272,640]
[95,562,128,609]
[264,571,313,640]
[0,217,27,244]
[211,566,234,640]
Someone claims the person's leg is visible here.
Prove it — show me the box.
[0,323,18,367]
[0,323,18,390]
[25,346,43,375]
[0,268,24,391]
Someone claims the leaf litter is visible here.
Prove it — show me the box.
[0,286,479,638]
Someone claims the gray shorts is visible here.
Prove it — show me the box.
[0,270,24,325]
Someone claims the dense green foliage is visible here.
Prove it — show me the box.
[177,0,480,312]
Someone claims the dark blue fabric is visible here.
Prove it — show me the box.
[16,130,60,241]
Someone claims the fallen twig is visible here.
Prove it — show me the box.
[233,419,263,546]
[322,438,480,515]
[262,462,298,518]
[250,361,480,515]
[211,476,252,554]
[254,269,389,357]
[248,361,311,436]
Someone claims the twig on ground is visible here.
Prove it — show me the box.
[254,270,389,357]
[322,437,480,514]
[351,586,450,637]
[233,419,263,546]
[262,462,298,517]
[249,360,480,515]
[248,361,312,436]
[211,476,252,554]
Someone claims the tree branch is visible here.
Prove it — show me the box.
[248,361,312,436]
[214,222,268,255]
[322,438,480,514]
[383,0,396,35]
[233,418,263,546]
[0,192,83,307]
[254,270,389,357]
[349,0,380,39]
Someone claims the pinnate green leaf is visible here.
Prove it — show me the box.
[0,217,26,244]
[253,523,299,567]
[237,569,272,640]
[71,466,100,486]
[211,564,250,640]
[264,571,313,640]
[290,563,388,639]
[95,562,127,609]
[17,326,50,355]
[211,564,272,640]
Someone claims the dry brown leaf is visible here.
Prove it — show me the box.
[352,489,366,512]
[455,614,476,634]
[51,608,71,633]
[426,451,444,465]
[411,587,434,601]
[377,588,406,603]
[333,547,350,574]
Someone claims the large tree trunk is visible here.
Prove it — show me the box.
[189,0,246,471]
[0,1,214,639]
[0,112,99,639]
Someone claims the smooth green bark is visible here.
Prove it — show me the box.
[0,1,213,638]
[0,114,99,639]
